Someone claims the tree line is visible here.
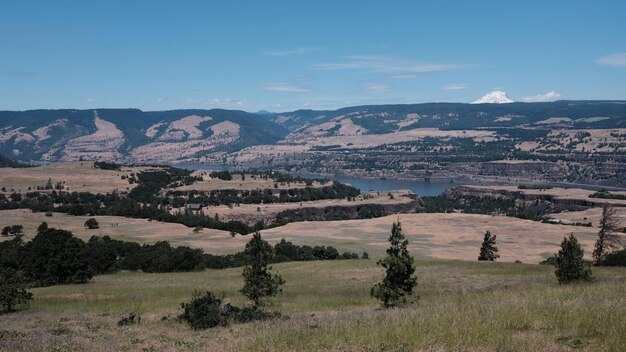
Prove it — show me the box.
[0,168,360,235]
[166,181,359,206]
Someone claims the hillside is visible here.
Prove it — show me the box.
[0,153,28,168]
[267,100,626,135]
[1,101,625,167]
[0,109,287,163]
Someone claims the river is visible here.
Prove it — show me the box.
[176,164,451,196]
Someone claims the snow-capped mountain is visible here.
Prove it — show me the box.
[472,91,514,104]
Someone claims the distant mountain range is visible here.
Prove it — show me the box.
[1,101,625,163]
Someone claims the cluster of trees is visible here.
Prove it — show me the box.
[93,161,121,170]
[209,170,233,180]
[518,184,553,190]
[86,235,362,274]
[168,181,359,206]
[418,194,559,220]
[1,223,362,282]
[0,223,93,292]
[0,168,360,235]
[589,190,626,201]
[0,153,30,168]
[127,168,200,203]
[274,203,387,224]
[0,188,258,234]
[1,224,23,237]
[0,222,364,314]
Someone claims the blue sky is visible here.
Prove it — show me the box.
[1,0,625,112]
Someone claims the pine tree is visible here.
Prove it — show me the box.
[555,233,592,284]
[478,230,499,261]
[592,204,622,265]
[371,220,417,307]
[240,232,284,307]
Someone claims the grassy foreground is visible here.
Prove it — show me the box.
[1,259,625,351]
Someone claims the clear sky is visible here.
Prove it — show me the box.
[1,0,625,112]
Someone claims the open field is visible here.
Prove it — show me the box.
[0,209,240,254]
[548,207,626,228]
[1,210,609,263]
[172,172,331,191]
[467,185,626,206]
[1,260,625,351]
[195,190,415,224]
[259,213,603,263]
[0,162,151,194]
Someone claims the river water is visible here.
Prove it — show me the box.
[176,164,451,196]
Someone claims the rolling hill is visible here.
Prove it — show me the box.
[0,109,287,163]
[1,101,625,163]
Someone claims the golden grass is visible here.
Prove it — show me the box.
[195,190,414,224]
[1,210,605,262]
[468,185,626,206]
[0,161,151,194]
[259,213,601,263]
[1,260,625,351]
[549,207,626,228]
[0,209,240,254]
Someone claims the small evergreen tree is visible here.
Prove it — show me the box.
[84,218,100,229]
[555,233,592,284]
[592,204,622,265]
[240,232,284,307]
[478,230,499,261]
[371,220,417,307]
[0,267,33,313]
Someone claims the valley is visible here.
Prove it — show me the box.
[1,103,626,352]
[2,101,626,188]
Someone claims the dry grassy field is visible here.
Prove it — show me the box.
[548,207,626,227]
[196,190,414,224]
[468,185,626,206]
[0,209,240,254]
[1,260,625,351]
[260,213,602,263]
[0,162,151,194]
[1,210,607,263]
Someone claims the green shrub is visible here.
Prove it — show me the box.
[179,291,280,330]
[117,312,141,326]
[179,291,229,330]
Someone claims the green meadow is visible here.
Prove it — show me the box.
[1,259,625,351]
